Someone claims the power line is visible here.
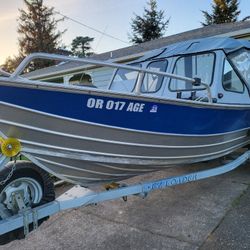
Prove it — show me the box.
[55,11,130,46]
[95,25,109,51]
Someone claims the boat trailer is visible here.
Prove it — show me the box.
[0,150,249,237]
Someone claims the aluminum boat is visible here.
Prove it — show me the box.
[0,37,250,186]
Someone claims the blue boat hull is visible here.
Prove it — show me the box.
[0,85,250,135]
[0,83,249,185]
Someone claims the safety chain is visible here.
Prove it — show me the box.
[0,158,17,186]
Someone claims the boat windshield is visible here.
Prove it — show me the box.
[109,64,140,92]
[229,49,250,86]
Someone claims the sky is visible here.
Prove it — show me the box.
[0,0,250,65]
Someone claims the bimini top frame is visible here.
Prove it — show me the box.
[0,52,213,102]
[0,149,249,236]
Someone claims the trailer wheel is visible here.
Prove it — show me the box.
[0,161,55,245]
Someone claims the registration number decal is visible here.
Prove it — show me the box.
[86,98,145,113]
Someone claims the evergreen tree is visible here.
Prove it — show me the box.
[2,0,65,72]
[1,56,23,74]
[71,36,94,58]
[129,0,169,44]
[201,0,240,26]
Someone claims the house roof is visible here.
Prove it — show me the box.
[25,21,250,79]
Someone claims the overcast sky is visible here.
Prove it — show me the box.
[0,0,250,64]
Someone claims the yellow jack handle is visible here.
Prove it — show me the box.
[0,137,21,157]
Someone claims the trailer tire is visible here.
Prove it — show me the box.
[0,161,55,245]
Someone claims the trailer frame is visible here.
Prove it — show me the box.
[0,150,249,236]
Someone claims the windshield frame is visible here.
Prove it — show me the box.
[227,48,250,94]
[168,51,216,92]
[108,63,141,92]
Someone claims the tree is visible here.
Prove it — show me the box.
[2,0,65,72]
[129,0,169,44]
[201,0,240,26]
[71,36,94,57]
[1,56,23,73]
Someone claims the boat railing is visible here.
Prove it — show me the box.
[0,68,11,77]
[1,52,212,103]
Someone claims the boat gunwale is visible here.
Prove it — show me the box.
[1,76,250,110]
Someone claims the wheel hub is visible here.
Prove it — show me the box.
[4,183,30,211]
[0,178,43,214]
